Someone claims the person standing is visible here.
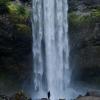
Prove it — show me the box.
[47,91,51,99]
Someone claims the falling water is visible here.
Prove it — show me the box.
[32,0,72,99]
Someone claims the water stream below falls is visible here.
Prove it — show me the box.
[32,0,77,99]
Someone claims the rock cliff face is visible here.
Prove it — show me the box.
[0,1,32,94]
[68,0,100,84]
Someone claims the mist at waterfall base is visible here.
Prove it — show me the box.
[32,0,83,100]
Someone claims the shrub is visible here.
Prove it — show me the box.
[68,8,100,27]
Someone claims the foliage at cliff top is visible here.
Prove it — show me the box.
[0,0,31,36]
[91,8,100,19]
[69,8,100,27]
[7,2,30,18]
[0,0,31,18]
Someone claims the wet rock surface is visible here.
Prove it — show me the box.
[40,98,48,100]
[0,91,31,100]
[0,0,32,94]
[68,0,100,84]
[76,96,100,100]
[76,91,100,100]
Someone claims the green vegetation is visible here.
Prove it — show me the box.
[0,0,31,36]
[91,8,100,21]
[7,2,30,18]
[0,0,32,88]
[69,8,100,27]
[7,2,31,27]
[15,24,31,37]
[68,12,91,26]
[0,0,31,18]
[7,2,19,14]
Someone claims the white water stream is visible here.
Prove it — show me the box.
[32,0,77,99]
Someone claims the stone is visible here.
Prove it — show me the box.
[85,91,100,97]
[41,98,48,100]
[76,96,100,100]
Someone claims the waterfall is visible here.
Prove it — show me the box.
[32,0,71,99]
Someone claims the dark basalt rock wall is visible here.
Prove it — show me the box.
[0,1,32,94]
[68,0,100,84]
[69,0,100,11]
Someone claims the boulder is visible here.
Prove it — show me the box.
[76,91,100,100]
[41,98,48,100]
[85,91,100,97]
[10,91,28,100]
[76,96,100,100]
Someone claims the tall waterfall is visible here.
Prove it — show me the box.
[32,0,71,99]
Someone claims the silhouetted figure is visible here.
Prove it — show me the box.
[48,91,50,99]
[85,92,90,96]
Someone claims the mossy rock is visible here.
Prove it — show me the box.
[91,8,100,20]
[7,2,30,16]
[69,12,92,27]
[68,8,100,27]
[15,24,31,37]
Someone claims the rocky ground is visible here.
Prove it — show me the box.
[76,96,100,100]
[76,91,100,100]
[0,91,31,100]
[1,91,100,100]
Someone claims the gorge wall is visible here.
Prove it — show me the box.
[0,0,100,95]
[68,0,100,85]
[0,0,32,94]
